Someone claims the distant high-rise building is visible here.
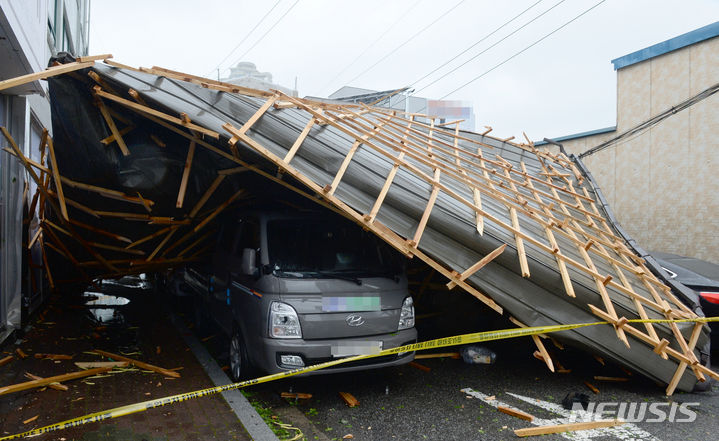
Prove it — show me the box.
[221,61,298,97]
[0,0,91,343]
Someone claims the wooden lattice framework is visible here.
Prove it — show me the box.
[1,56,714,395]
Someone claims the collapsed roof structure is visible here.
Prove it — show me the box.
[1,55,716,395]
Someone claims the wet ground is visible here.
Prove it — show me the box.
[2,278,717,441]
[0,277,250,441]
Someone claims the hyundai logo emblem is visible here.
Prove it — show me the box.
[345,314,365,327]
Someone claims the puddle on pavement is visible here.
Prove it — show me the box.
[82,291,130,323]
[101,274,152,290]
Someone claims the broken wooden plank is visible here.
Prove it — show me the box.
[583,381,600,394]
[666,321,705,396]
[0,355,14,367]
[78,54,113,62]
[45,135,69,220]
[408,361,431,372]
[34,353,73,360]
[95,96,130,156]
[0,61,94,92]
[15,348,28,359]
[280,392,313,400]
[593,376,630,382]
[69,219,132,244]
[514,419,623,437]
[409,169,441,248]
[338,391,359,407]
[22,415,39,425]
[509,208,530,277]
[92,349,180,378]
[414,352,460,360]
[94,87,219,139]
[176,140,196,208]
[74,361,129,370]
[446,243,507,290]
[189,174,225,219]
[24,373,68,391]
[497,405,534,422]
[284,117,316,163]
[0,366,113,396]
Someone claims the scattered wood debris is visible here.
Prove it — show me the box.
[409,361,431,372]
[75,361,129,370]
[15,348,28,359]
[414,352,460,360]
[339,391,359,407]
[92,349,180,378]
[22,415,39,425]
[593,376,630,382]
[497,405,534,422]
[0,366,113,396]
[593,355,606,366]
[35,353,73,360]
[514,419,624,437]
[281,392,312,401]
[24,373,69,391]
[0,355,14,367]
[583,381,600,394]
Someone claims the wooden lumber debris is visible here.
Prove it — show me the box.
[583,381,600,394]
[75,361,129,370]
[593,376,630,382]
[0,366,113,396]
[339,391,359,407]
[24,373,68,391]
[514,419,624,437]
[92,349,180,378]
[414,352,461,360]
[15,348,28,359]
[497,405,534,422]
[34,353,73,360]
[281,392,313,400]
[0,355,14,367]
[22,415,39,425]
[0,60,94,92]
[408,361,432,372]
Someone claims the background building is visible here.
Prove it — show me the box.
[326,86,476,131]
[221,61,298,97]
[538,22,719,263]
[0,0,90,343]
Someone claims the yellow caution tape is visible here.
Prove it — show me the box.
[2,316,717,440]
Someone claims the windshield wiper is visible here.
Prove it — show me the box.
[316,271,362,285]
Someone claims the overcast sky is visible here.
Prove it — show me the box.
[89,0,719,141]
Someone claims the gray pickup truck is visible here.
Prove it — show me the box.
[183,210,417,380]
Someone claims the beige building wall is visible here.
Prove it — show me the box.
[547,36,719,263]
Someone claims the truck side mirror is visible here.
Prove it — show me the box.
[240,248,257,276]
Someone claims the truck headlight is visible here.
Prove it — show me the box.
[269,302,302,339]
[398,296,415,330]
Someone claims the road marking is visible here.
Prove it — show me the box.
[461,388,660,440]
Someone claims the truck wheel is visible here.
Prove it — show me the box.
[230,327,250,382]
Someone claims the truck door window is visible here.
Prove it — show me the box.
[267,219,400,278]
[236,218,260,256]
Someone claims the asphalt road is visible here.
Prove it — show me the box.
[239,336,719,441]
[177,283,719,441]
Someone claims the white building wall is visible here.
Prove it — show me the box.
[0,0,90,342]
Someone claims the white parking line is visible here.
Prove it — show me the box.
[461,388,660,441]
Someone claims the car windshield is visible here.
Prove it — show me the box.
[267,219,399,277]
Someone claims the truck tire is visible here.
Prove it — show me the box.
[229,326,252,381]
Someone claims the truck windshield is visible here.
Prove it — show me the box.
[267,219,399,278]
